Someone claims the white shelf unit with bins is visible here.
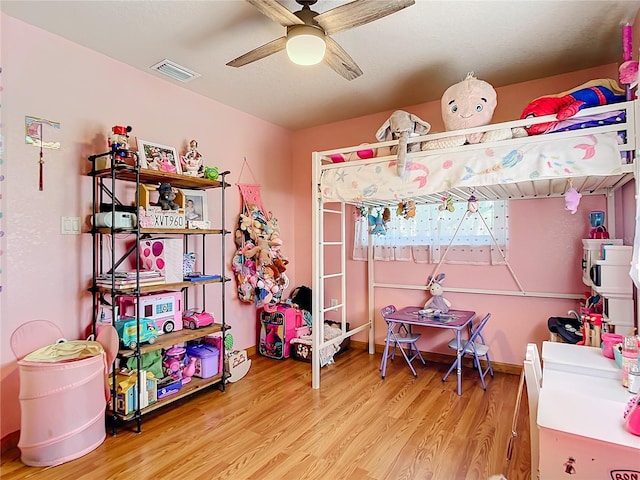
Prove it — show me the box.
[88,150,231,433]
[582,240,635,332]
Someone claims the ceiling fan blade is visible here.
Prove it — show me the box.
[226,36,287,67]
[246,0,305,27]
[324,36,362,81]
[315,0,415,36]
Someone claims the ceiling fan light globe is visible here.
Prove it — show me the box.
[286,26,326,66]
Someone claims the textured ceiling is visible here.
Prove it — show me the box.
[2,0,640,130]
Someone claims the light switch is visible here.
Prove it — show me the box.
[61,216,81,235]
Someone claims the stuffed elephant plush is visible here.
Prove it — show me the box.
[376,110,431,177]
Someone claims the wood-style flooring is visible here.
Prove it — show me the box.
[1,347,531,480]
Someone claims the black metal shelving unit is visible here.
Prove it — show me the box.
[88,150,231,433]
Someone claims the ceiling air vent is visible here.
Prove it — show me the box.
[150,59,201,83]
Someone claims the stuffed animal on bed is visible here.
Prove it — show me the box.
[519,78,626,135]
[421,73,524,151]
[376,110,431,177]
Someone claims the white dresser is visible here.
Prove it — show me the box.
[537,342,640,478]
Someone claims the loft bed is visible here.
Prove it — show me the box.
[309,100,639,389]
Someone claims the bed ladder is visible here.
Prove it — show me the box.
[311,199,348,388]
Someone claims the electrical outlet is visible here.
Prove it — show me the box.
[330,298,338,307]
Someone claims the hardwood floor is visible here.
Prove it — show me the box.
[1,348,531,480]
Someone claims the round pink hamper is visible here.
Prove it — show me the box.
[17,353,107,467]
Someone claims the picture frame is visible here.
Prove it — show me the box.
[182,189,209,227]
[136,138,181,173]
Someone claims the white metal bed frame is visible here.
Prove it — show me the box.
[311,100,638,389]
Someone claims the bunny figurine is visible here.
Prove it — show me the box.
[424,273,451,314]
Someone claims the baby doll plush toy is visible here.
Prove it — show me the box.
[422,73,525,150]
[423,273,451,314]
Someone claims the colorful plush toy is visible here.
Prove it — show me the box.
[564,186,582,214]
[519,78,626,135]
[368,207,387,235]
[439,194,455,212]
[422,73,524,150]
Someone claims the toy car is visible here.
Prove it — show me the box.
[182,310,215,329]
[114,318,159,349]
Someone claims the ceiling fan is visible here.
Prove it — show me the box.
[226,0,415,80]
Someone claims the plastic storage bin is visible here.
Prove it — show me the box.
[186,344,219,378]
[17,352,107,467]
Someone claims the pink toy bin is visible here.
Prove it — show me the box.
[17,352,108,467]
[602,333,624,359]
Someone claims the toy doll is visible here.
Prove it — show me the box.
[424,273,451,314]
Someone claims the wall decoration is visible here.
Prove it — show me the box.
[136,138,180,173]
[25,116,61,190]
[25,116,60,149]
[182,189,210,228]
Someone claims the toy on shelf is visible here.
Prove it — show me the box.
[162,345,188,381]
[181,139,203,177]
[109,125,134,164]
[117,292,182,335]
[157,182,180,211]
[114,318,159,349]
[181,357,197,384]
[182,309,215,329]
[204,166,219,181]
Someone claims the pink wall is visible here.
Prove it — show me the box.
[2,12,637,443]
[0,14,294,439]
[291,62,635,367]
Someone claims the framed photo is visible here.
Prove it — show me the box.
[136,138,181,173]
[182,189,209,225]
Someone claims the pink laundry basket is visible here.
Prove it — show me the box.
[17,352,107,467]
